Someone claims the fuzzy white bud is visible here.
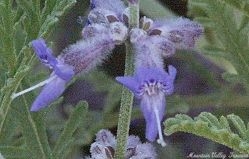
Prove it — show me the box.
[140,16,153,31]
[88,8,118,24]
[130,28,147,44]
[110,22,128,44]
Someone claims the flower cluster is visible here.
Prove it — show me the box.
[116,14,203,146]
[86,129,156,159]
[12,0,129,111]
[12,0,203,148]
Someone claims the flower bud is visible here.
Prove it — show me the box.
[88,8,119,24]
[130,28,147,44]
[109,22,128,44]
[122,7,130,26]
[140,16,153,31]
[82,23,109,39]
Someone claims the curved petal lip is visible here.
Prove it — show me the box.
[116,76,139,94]
[30,76,66,112]
[31,38,57,66]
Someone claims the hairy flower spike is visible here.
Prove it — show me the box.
[116,66,177,146]
[87,129,156,159]
[60,34,116,74]
[149,17,204,49]
[130,28,175,67]
[134,38,165,68]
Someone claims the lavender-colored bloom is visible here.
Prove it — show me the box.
[30,19,127,111]
[30,39,74,111]
[30,36,113,111]
[32,39,57,68]
[30,75,66,111]
[149,17,204,49]
[32,39,74,81]
[87,129,156,159]
[116,66,177,146]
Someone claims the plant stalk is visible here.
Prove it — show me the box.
[115,1,139,158]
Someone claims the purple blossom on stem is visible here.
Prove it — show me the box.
[30,34,117,111]
[30,39,74,111]
[116,66,177,146]
[13,17,127,112]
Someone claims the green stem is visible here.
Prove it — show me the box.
[115,43,134,159]
[128,1,139,28]
[115,1,139,159]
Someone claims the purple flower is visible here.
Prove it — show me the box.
[29,27,125,111]
[116,66,177,146]
[30,39,74,111]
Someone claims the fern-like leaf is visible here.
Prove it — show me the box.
[189,0,249,86]
[52,101,88,159]
[164,112,249,153]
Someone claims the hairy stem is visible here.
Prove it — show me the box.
[115,42,134,159]
[115,1,139,158]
